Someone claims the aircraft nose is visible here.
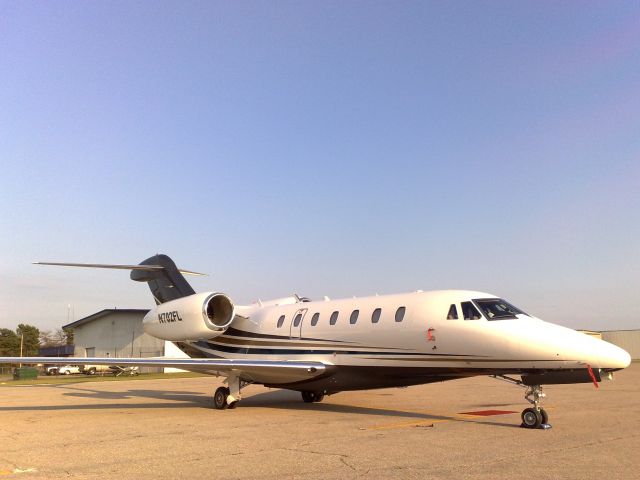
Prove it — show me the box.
[611,344,631,370]
[596,340,631,370]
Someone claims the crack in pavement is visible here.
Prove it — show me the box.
[280,447,359,471]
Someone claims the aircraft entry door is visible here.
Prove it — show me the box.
[289,308,308,339]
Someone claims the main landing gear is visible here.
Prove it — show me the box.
[491,375,551,430]
[213,373,250,410]
[301,391,324,403]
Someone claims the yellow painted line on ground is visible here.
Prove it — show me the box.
[339,402,522,430]
[0,468,37,476]
[333,402,477,430]
[367,418,452,430]
[366,413,483,430]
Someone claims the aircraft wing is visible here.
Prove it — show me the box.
[0,357,330,384]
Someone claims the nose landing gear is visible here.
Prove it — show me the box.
[490,375,552,430]
[521,384,550,429]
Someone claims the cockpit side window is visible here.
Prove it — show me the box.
[473,298,528,320]
[461,301,482,320]
[447,304,458,320]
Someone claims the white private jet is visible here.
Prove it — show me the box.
[1,254,631,429]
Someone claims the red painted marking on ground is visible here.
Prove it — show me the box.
[459,410,517,416]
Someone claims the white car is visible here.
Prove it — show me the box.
[58,365,81,375]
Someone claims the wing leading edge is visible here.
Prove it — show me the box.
[0,357,330,384]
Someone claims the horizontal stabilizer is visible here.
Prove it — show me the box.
[34,261,206,276]
[36,254,202,305]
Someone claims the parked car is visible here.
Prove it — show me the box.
[80,365,112,375]
[45,366,59,375]
[58,365,81,375]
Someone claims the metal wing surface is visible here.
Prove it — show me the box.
[0,357,329,384]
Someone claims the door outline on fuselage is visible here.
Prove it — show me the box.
[289,308,308,339]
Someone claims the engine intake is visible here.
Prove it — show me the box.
[205,293,235,329]
[143,292,236,341]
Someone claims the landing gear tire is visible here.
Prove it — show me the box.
[301,391,324,403]
[540,407,549,425]
[228,401,238,409]
[214,386,230,410]
[521,408,543,429]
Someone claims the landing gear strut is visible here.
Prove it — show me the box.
[490,375,551,429]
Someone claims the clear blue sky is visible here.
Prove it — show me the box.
[1,1,638,332]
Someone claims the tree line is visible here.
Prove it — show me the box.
[0,325,73,357]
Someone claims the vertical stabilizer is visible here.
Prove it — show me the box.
[130,254,196,304]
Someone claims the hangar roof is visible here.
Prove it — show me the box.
[63,309,150,330]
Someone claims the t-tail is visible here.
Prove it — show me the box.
[34,254,205,305]
[130,254,199,304]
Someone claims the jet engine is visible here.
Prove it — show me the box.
[143,292,236,341]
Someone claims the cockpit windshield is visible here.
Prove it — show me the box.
[473,298,528,320]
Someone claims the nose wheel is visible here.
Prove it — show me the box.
[521,406,548,428]
[490,375,552,430]
[520,384,551,429]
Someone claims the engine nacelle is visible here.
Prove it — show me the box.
[143,292,235,341]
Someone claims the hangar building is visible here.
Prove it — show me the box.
[63,309,187,373]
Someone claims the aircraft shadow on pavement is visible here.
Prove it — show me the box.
[1,386,519,427]
[0,384,211,411]
[240,390,520,428]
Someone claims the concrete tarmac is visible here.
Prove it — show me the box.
[1,364,639,479]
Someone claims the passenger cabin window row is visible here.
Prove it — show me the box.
[275,306,406,327]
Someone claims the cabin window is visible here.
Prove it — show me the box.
[395,306,406,322]
[371,308,381,323]
[447,304,458,320]
[330,311,339,325]
[293,313,303,327]
[350,310,359,324]
[462,301,482,320]
[310,312,320,326]
[277,315,285,328]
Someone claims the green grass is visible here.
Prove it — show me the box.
[0,371,208,386]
